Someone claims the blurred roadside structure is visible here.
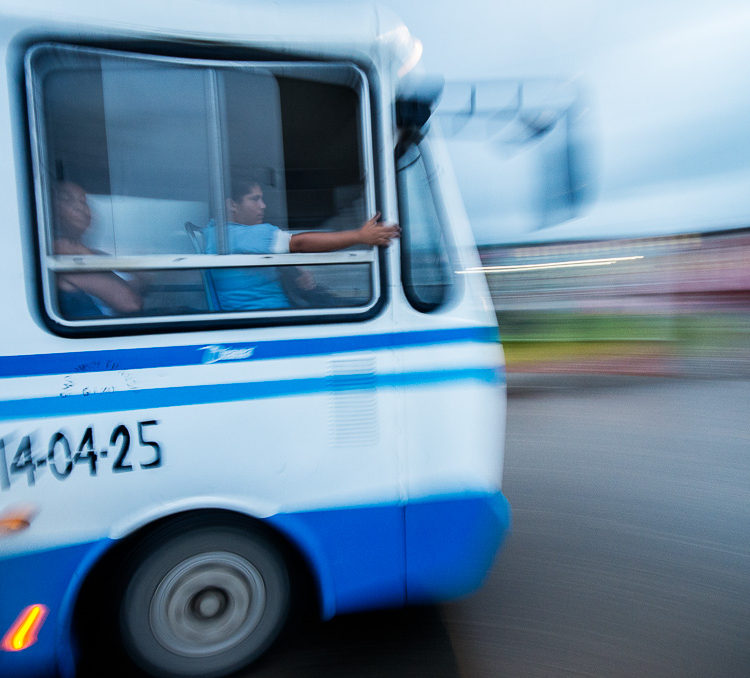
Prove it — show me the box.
[480,227,750,376]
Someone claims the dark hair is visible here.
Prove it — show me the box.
[53,180,87,196]
[229,175,262,202]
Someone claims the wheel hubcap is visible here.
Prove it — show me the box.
[191,586,228,619]
[149,551,266,657]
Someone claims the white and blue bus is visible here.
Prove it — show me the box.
[0,2,510,677]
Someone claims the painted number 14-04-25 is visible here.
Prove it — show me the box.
[0,420,162,491]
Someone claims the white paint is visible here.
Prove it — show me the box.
[0,1,505,565]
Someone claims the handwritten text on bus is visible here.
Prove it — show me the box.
[0,421,162,490]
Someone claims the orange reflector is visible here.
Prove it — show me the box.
[0,504,37,536]
[0,517,31,533]
[1,604,49,652]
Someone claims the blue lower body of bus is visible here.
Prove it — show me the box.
[269,490,511,617]
[0,490,510,678]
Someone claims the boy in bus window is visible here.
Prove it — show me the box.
[53,181,143,319]
[205,176,399,311]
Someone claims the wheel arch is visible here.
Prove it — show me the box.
[67,507,321,676]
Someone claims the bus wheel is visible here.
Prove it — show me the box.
[119,523,290,678]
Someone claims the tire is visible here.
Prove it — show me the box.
[119,523,290,678]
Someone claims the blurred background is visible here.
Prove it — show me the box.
[387,0,750,377]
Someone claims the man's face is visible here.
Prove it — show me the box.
[230,185,266,225]
[54,182,91,237]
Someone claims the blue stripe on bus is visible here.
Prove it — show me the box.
[0,327,499,379]
[0,367,503,422]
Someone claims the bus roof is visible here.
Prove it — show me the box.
[0,0,418,67]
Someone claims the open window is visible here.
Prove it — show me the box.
[26,44,379,331]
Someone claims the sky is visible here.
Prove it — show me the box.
[377,1,750,244]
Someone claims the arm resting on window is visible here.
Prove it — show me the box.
[290,213,400,253]
[59,272,143,313]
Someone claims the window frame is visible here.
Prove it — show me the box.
[25,43,383,333]
[397,138,457,313]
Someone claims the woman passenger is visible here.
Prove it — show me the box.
[53,181,142,319]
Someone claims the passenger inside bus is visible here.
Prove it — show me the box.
[204,176,399,311]
[53,181,143,319]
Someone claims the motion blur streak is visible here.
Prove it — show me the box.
[460,254,644,273]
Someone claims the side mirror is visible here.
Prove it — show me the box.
[436,78,596,224]
[436,79,577,143]
[395,74,445,155]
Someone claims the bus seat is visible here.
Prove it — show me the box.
[185,221,221,312]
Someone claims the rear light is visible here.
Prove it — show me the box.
[1,604,49,652]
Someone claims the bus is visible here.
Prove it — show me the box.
[0,2,510,676]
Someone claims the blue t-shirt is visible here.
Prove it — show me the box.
[204,221,291,311]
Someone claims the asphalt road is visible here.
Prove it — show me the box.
[249,376,750,678]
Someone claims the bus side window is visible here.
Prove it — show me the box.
[397,144,454,312]
[26,44,379,330]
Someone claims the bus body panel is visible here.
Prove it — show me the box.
[1,489,510,677]
[0,3,509,677]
